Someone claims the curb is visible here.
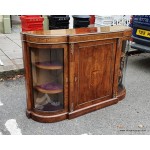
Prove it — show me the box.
[0,69,24,80]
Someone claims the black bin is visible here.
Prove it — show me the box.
[48,15,70,30]
[72,15,90,28]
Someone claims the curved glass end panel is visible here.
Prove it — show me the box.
[118,40,130,93]
[30,47,64,112]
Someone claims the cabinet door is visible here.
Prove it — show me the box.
[69,39,117,111]
[29,44,68,113]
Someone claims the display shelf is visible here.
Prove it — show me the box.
[35,61,63,70]
[35,82,63,94]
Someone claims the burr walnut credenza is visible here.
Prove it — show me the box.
[21,25,132,123]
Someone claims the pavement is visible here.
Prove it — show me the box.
[0,24,150,135]
[0,53,150,135]
[0,32,23,76]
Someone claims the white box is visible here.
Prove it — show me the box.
[95,15,113,26]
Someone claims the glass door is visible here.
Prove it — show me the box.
[118,40,130,92]
[30,47,64,112]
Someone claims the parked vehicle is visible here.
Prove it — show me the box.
[129,15,150,53]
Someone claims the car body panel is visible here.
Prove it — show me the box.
[130,15,150,52]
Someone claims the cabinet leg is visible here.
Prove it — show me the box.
[26,110,31,119]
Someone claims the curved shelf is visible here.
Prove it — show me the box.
[35,61,63,70]
[35,82,63,94]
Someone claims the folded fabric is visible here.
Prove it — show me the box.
[37,82,63,90]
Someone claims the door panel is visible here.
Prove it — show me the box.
[73,40,117,110]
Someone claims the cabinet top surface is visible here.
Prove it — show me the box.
[21,25,132,37]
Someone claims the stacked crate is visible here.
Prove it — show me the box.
[20,15,44,32]
[95,15,114,27]
[72,15,90,28]
[112,15,131,26]
[90,15,95,24]
[48,15,70,30]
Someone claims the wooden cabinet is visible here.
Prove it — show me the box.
[21,26,132,122]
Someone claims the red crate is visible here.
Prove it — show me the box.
[23,15,41,17]
[21,23,43,31]
[21,23,43,28]
[20,16,44,23]
[22,26,43,32]
[90,15,95,24]
[20,15,44,31]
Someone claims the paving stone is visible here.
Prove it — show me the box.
[0,34,6,39]
[0,38,14,44]
[12,58,24,69]
[0,43,21,52]
[0,33,23,73]
[0,55,14,66]
[4,51,22,59]
[0,34,5,36]
[2,47,22,53]
[5,33,21,40]
[0,66,4,72]
[12,58,23,64]
[12,40,22,47]
[2,65,18,72]
[17,64,24,69]
[0,50,5,56]
[0,56,18,72]
[0,59,4,66]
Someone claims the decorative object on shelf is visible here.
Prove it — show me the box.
[35,93,61,110]
[35,82,63,94]
[35,93,51,108]
[37,82,63,91]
